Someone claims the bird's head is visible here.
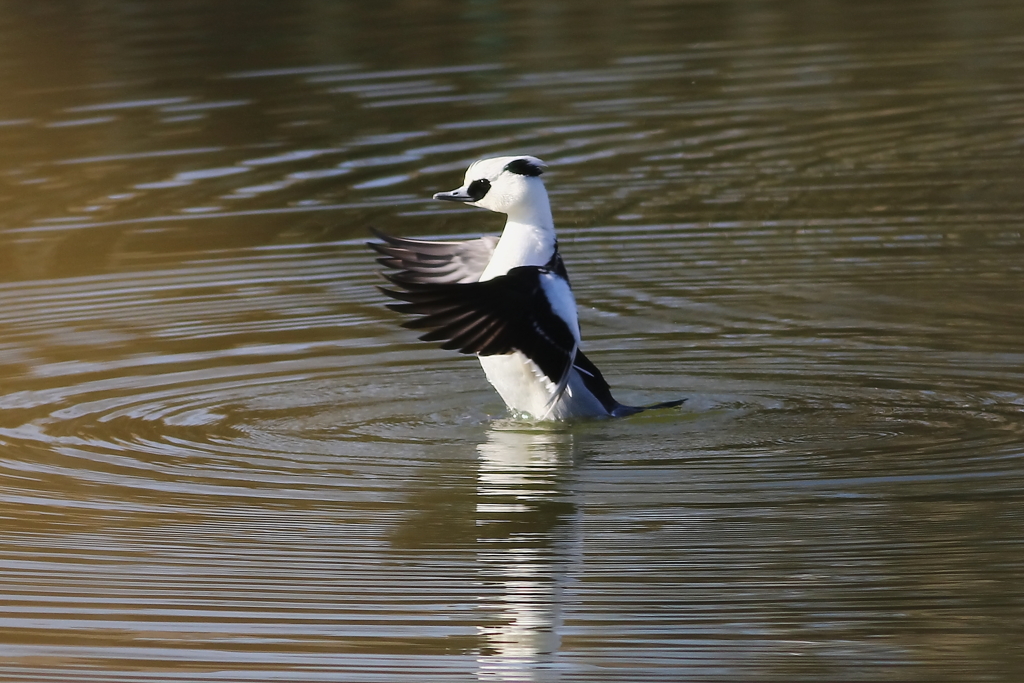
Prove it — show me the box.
[433,155,549,217]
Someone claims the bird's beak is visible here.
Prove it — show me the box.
[432,187,475,203]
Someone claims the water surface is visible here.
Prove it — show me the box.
[1,1,1023,681]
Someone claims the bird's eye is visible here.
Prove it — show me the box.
[467,178,491,201]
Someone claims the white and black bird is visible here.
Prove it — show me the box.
[369,155,683,420]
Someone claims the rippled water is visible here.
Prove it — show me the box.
[2,1,1024,681]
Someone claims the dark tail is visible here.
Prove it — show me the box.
[611,398,686,418]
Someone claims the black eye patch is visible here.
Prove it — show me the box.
[467,178,491,200]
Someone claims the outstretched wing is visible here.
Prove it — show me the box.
[379,265,578,392]
[368,227,498,284]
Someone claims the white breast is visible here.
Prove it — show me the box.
[479,352,557,417]
[478,221,556,281]
[478,353,610,419]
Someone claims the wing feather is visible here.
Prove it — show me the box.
[377,265,576,389]
[369,227,498,284]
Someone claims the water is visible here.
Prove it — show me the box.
[2,1,1024,681]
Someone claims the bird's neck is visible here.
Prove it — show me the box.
[506,189,554,232]
[479,197,557,281]
[480,221,556,281]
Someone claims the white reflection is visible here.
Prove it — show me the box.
[475,422,581,681]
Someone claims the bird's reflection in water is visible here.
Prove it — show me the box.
[475,420,582,681]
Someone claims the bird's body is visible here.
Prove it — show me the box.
[369,155,682,420]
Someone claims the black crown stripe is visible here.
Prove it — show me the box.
[503,158,544,177]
